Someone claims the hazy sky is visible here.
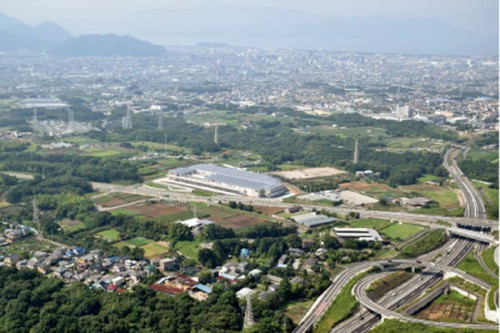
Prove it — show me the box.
[1,0,497,36]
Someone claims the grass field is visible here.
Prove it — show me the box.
[198,205,238,221]
[473,181,499,220]
[398,229,447,258]
[457,252,498,310]
[340,181,402,199]
[418,174,444,183]
[482,246,499,275]
[370,319,495,333]
[58,218,87,233]
[142,242,170,258]
[114,237,152,249]
[313,271,368,333]
[96,229,121,241]
[81,146,131,157]
[174,240,201,259]
[285,299,313,324]
[379,223,423,241]
[348,218,392,230]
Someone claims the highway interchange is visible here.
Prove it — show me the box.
[293,148,498,333]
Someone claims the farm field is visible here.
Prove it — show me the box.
[96,229,121,241]
[339,181,403,199]
[112,202,187,218]
[253,205,285,216]
[80,145,134,157]
[114,237,152,249]
[379,223,423,241]
[142,242,170,258]
[92,192,151,207]
[285,299,313,324]
[217,214,268,229]
[59,219,87,233]
[174,240,201,259]
[400,184,460,209]
[416,290,475,322]
[198,205,238,222]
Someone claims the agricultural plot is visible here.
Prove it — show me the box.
[198,206,238,222]
[401,184,460,209]
[92,192,151,207]
[174,240,202,259]
[340,181,402,199]
[142,242,170,258]
[114,237,152,249]
[96,229,121,241]
[253,205,286,216]
[217,215,268,229]
[416,290,475,322]
[59,219,87,233]
[112,202,187,218]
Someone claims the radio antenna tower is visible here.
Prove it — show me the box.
[32,197,39,224]
[157,113,164,130]
[353,139,359,164]
[193,206,198,219]
[396,85,401,100]
[214,123,219,145]
[33,108,38,124]
[243,294,255,329]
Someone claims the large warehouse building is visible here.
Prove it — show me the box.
[168,164,288,197]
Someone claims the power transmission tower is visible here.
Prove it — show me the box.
[157,113,164,130]
[122,107,133,130]
[243,294,254,329]
[214,123,219,145]
[32,197,39,224]
[68,109,75,122]
[353,139,359,164]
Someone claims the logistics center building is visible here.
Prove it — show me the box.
[168,164,287,197]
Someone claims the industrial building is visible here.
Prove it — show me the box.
[333,228,383,242]
[293,213,337,228]
[168,164,287,197]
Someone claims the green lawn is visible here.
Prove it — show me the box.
[457,252,498,310]
[482,246,499,275]
[174,240,202,259]
[379,223,423,241]
[398,229,447,258]
[418,174,444,183]
[109,208,141,217]
[313,271,368,333]
[348,218,392,231]
[96,229,121,241]
[114,237,152,249]
[370,319,496,333]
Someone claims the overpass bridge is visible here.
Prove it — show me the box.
[449,227,497,245]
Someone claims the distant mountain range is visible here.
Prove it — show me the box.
[0,12,166,56]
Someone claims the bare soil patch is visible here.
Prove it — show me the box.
[126,203,186,218]
[219,215,267,229]
[272,167,345,180]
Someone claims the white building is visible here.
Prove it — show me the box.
[334,228,383,242]
[168,164,287,197]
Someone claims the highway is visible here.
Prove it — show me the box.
[443,148,487,219]
[294,147,495,333]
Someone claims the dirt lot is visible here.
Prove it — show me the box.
[94,192,150,208]
[125,203,186,218]
[218,215,268,229]
[254,206,286,216]
[417,303,473,322]
[272,167,345,180]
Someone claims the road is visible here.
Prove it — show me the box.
[333,239,475,333]
[294,147,495,333]
[443,148,487,219]
[90,182,498,229]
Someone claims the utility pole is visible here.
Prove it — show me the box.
[157,112,164,130]
[68,109,75,122]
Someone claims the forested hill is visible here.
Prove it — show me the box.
[0,267,243,333]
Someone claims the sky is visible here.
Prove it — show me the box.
[0,0,497,36]
[0,0,497,55]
